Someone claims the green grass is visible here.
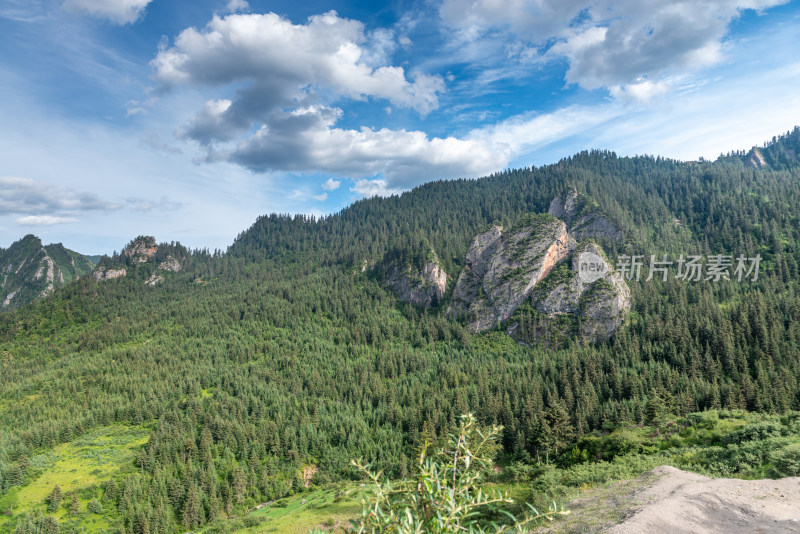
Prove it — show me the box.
[199,485,367,534]
[0,424,149,531]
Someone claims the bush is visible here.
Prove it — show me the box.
[87,497,103,514]
[771,443,800,477]
[312,414,566,533]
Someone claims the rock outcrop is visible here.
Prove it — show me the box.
[1,235,95,310]
[549,190,623,242]
[449,214,577,331]
[144,255,182,286]
[93,267,127,281]
[509,242,631,345]
[93,237,183,285]
[123,236,158,263]
[383,253,447,308]
[449,210,630,345]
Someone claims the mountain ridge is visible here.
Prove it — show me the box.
[0,127,799,533]
[0,234,95,310]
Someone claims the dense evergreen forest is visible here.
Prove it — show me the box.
[1,128,799,533]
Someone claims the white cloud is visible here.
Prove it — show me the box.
[218,102,630,194]
[225,0,249,13]
[226,105,509,188]
[608,80,671,103]
[288,189,328,202]
[440,0,788,97]
[351,178,400,198]
[17,215,78,226]
[322,178,341,190]
[0,176,121,215]
[63,0,154,24]
[152,11,444,124]
[472,104,625,156]
[152,11,451,183]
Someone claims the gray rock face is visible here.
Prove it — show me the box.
[93,238,182,284]
[384,260,447,308]
[123,236,158,263]
[549,190,623,242]
[449,216,577,332]
[1,235,94,309]
[449,212,631,344]
[93,267,127,281]
[448,226,502,322]
[519,242,631,344]
[144,255,183,286]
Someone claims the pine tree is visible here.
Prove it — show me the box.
[182,484,205,530]
[232,465,246,504]
[88,498,103,514]
[45,485,62,513]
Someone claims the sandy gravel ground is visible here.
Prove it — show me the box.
[609,465,800,533]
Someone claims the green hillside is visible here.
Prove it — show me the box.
[0,236,95,311]
[1,128,800,533]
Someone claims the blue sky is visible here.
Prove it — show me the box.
[1,0,799,254]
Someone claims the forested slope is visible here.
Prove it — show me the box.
[1,128,799,533]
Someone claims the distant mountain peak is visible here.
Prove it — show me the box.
[0,235,94,310]
[122,236,158,263]
[94,236,184,286]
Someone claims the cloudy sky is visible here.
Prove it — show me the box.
[1,0,799,254]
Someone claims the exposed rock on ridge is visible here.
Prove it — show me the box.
[511,242,631,345]
[93,267,127,282]
[384,260,447,308]
[1,235,94,310]
[448,215,577,332]
[93,237,184,285]
[123,236,158,263]
[145,255,182,286]
[549,190,623,242]
[449,208,630,344]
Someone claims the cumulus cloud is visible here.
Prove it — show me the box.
[152,11,444,124]
[0,176,120,215]
[0,177,182,225]
[150,10,491,189]
[63,0,154,24]
[224,105,509,188]
[225,0,249,13]
[16,215,78,226]
[351,178,400,198]
[440,0,788,96]
[322,178,341,190]
[214,101,628,193]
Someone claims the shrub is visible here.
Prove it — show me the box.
[87,498,103,514]
[771,443,800,477]
[312,414,566,533]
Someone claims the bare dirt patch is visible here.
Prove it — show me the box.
[535,466,800,533]
[609,466,800,533]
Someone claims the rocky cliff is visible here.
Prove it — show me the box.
[549,190,623,242]
[382,248,447,308]
[509,242,631,345]
[93,236,184,285]
[1,235,95,310]
[449,209,630,344]
[449,214,577,331]
[122,236,158,263]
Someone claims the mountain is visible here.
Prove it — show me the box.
[93,235,185,285]
[0,234,95,310]
[1,129,800,533]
